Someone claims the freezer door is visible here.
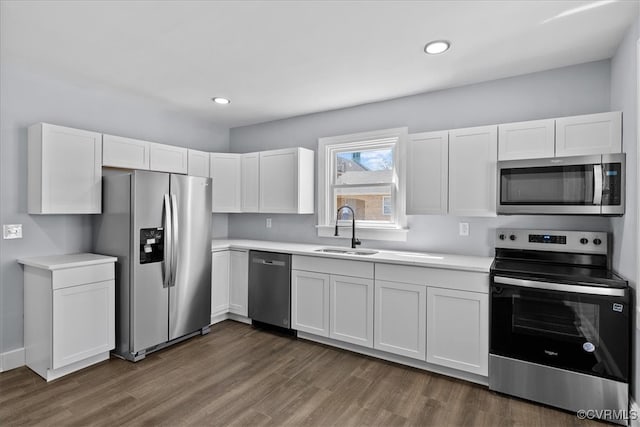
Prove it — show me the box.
[169,174,212,340]
[132,170,170,353]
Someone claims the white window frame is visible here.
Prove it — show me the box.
[317,127,408,242]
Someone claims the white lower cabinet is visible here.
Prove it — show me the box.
[20,254,116,381]
[291,270,330,336]
[228,250,249,317]
[211,251,230,319]
[329,275,374,348]
[374,280,426,360]
[426,287,488,376]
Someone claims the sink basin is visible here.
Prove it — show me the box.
[315,248,378,256]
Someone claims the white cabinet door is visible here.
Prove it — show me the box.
[210,153,242,213]
[448,125,498,217]
[149,142,188,174]
[229,250,248,317]
[188,149,210,177]
[211,251,230,318]
[241,153,260,212]
[102,134,150,169]
[426,287,488,376]
[406,131,448,215]
[28,123,102,214]
[374,280,426,360]
[291,270,330,337]
[498,119,555,160]
[52,280,115,369]
[556,111,622,156]
[259,148,314,214]
[329,275,374,348]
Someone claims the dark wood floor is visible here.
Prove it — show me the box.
[1,320,600,426]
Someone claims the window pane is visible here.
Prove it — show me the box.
[335,148,393,185]
[334,186,392,222]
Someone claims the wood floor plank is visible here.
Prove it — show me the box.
[0,321,602,426]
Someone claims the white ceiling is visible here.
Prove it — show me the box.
[1,1,638,128]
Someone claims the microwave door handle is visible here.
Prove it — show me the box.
[163,194,172,288]
[493,276,625,297]
[593,164,603,205]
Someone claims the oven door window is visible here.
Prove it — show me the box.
[491,284,629,382]
[500,164,595,205]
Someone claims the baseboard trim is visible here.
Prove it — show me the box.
[0,347,25,372]
[211,312,251,326]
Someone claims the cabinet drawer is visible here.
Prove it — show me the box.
[52,263,115,289]
[292,255,373,279]
[374,263,488,293]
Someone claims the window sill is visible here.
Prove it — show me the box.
[316,225,408,242]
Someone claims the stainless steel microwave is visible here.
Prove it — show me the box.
[497,153,625,215]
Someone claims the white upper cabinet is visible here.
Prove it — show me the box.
[556,111,622,157]
[241,153,260,213]
[210,153,242,213]
[28,123,102,214]
[498,119,555,161]
[406,131,449,215]
[187,149,210,177]
[426,287,488,376]
[448,125,498,217]
[102,134,150,169]
[149,142,188,174]
[259,148,314,214]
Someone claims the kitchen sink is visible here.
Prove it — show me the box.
[315,248,378,256]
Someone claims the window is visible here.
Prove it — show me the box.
[317,127,408,241]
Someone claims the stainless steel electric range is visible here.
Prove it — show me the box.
[489,229,630,425]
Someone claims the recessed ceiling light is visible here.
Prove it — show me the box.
[424,40,450,55]
[212,97,231,105]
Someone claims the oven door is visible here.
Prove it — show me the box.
[498,155,603,214]
[490,275,629,382]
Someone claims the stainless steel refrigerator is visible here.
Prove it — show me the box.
[94,170,212,361]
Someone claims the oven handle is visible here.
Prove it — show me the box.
[493,276,625,297]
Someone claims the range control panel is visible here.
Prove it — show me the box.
[496,229,608,254]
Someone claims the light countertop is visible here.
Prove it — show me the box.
[212,239,493,273]
[18,253,118,270]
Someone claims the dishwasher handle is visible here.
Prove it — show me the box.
[252,258,287,267]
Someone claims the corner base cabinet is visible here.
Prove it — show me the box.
[19,254,116,381]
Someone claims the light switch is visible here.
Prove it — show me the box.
[459,222,469,237]
[3,224,23,239]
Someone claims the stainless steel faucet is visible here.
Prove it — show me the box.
[335,205,361,249]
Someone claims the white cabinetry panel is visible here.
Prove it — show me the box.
[28,123,102,214]
[556,111,622,156]
[149,142,188,174]
[291,270,330,336]
[229,250,248,317]
[211,251,230,318]
[188,149,210,177]
[329,275,373,348]
[498,119,555,160]
[426,287,488,376]
[406,131,448,215]
[241,153,260,212]
[374,280,426,360]
[103,134,150,169]
[210,153,242,213]
[260,148,314,214]
[448,125,497,217]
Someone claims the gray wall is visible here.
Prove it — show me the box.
[228,60,612,255]
[0,61,230,355]
[610,17,639,397]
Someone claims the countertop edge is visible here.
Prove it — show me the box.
[18,253,118,271]
[212,240,493,273]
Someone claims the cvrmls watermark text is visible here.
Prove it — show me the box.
[577,409,638,421]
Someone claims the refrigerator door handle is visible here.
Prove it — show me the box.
[170,193,179,287]
[163,194,172,288]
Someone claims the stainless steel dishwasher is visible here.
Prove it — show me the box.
[248,251,292,329]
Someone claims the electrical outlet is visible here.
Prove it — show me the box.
[266,218,272,228]
[3,224,23,239]
[459,222,469,237]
